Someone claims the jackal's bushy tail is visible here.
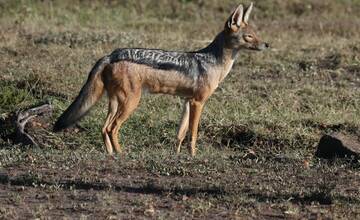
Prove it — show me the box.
[54,56,110,131]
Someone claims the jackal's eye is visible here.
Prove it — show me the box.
[244,34,254,42]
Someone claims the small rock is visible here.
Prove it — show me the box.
[182,195,189,201]
[303,159,310,169]
[144,204,155,216]
[315,133,360,159]
[243,148,257,160]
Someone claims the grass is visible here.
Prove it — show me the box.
[0,0,360,219]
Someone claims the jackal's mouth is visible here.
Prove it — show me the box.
[249,46,262,51]
[253,42,270,51]
[243,42,269,51]
[241,42,269,51]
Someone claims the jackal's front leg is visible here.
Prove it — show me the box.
[189,100,204,156]
[176,101,190,154]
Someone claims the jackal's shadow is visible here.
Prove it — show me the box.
[0,173,224,197]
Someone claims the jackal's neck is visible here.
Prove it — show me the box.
[198,31,238,65]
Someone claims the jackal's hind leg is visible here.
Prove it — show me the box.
[188,100,204,157]
[109,91,141,154]
[176,101,190,154]
[102,97,119,155]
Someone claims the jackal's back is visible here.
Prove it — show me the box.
[109,48,219,78]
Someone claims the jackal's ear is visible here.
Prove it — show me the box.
[227,4,244,31]
[243,2,254,24]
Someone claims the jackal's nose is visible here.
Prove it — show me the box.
[264,42,270,48]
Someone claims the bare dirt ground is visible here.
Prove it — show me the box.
[1,1,360,219]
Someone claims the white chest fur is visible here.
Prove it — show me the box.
[220,59,235,82]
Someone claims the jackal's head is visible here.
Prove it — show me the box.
[224,3,269,51]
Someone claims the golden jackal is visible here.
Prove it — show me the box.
[54,3,268,156]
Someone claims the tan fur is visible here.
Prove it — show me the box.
[100,60,223,156]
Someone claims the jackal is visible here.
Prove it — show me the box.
[54,2,268,156]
